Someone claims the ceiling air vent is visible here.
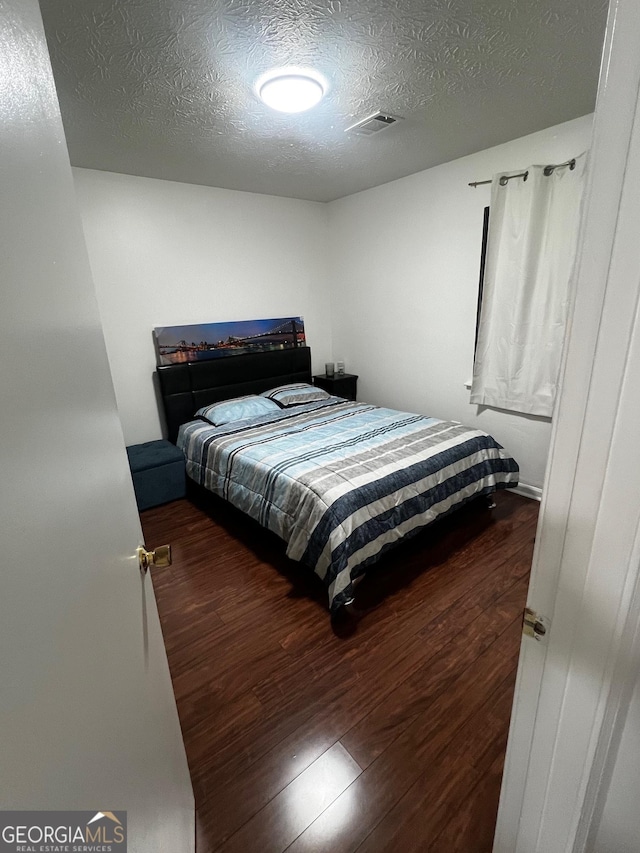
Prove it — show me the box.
[345,112,402,136]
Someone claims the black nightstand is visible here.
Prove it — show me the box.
[313,373,358,401]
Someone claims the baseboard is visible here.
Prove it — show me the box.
[511,483,543,501]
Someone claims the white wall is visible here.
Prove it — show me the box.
[75,116,592,487]
[326,115,593,490]
[74,169,332,445]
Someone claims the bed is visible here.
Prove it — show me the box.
[157,347,519,613]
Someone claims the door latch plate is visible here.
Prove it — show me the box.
[523,607,548,640]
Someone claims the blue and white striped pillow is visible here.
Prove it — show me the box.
[262,383,331,408]
[196,395,280,426]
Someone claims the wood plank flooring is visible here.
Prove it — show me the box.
[141,488,538,852]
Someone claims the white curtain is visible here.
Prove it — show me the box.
[470,153,587,417]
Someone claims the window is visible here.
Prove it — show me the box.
[474,205,490,357]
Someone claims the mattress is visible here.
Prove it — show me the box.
[178,397,519,612]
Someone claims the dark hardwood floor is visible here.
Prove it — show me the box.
[141,488,538,853]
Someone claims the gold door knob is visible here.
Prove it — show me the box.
[137,544,172,573]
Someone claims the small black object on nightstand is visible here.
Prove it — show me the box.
[313,373,358,401]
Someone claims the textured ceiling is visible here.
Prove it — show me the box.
[40,0,608,202]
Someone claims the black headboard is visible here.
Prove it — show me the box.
[157,346,312,443]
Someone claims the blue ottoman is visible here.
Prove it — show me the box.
[126,440,186,511]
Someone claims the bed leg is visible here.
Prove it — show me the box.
[331,600,364,632]
[485,495,497,510]
[331,601,362,620]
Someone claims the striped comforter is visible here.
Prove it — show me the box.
[178,398,519,612]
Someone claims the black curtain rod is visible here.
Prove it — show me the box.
[468,158,577,188]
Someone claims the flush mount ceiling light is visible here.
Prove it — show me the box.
[256,68,326,113]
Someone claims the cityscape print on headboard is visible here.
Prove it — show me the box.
[153,316,305,366]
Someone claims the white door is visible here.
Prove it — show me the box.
[0,3,194,851]
[493,0,640,849]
